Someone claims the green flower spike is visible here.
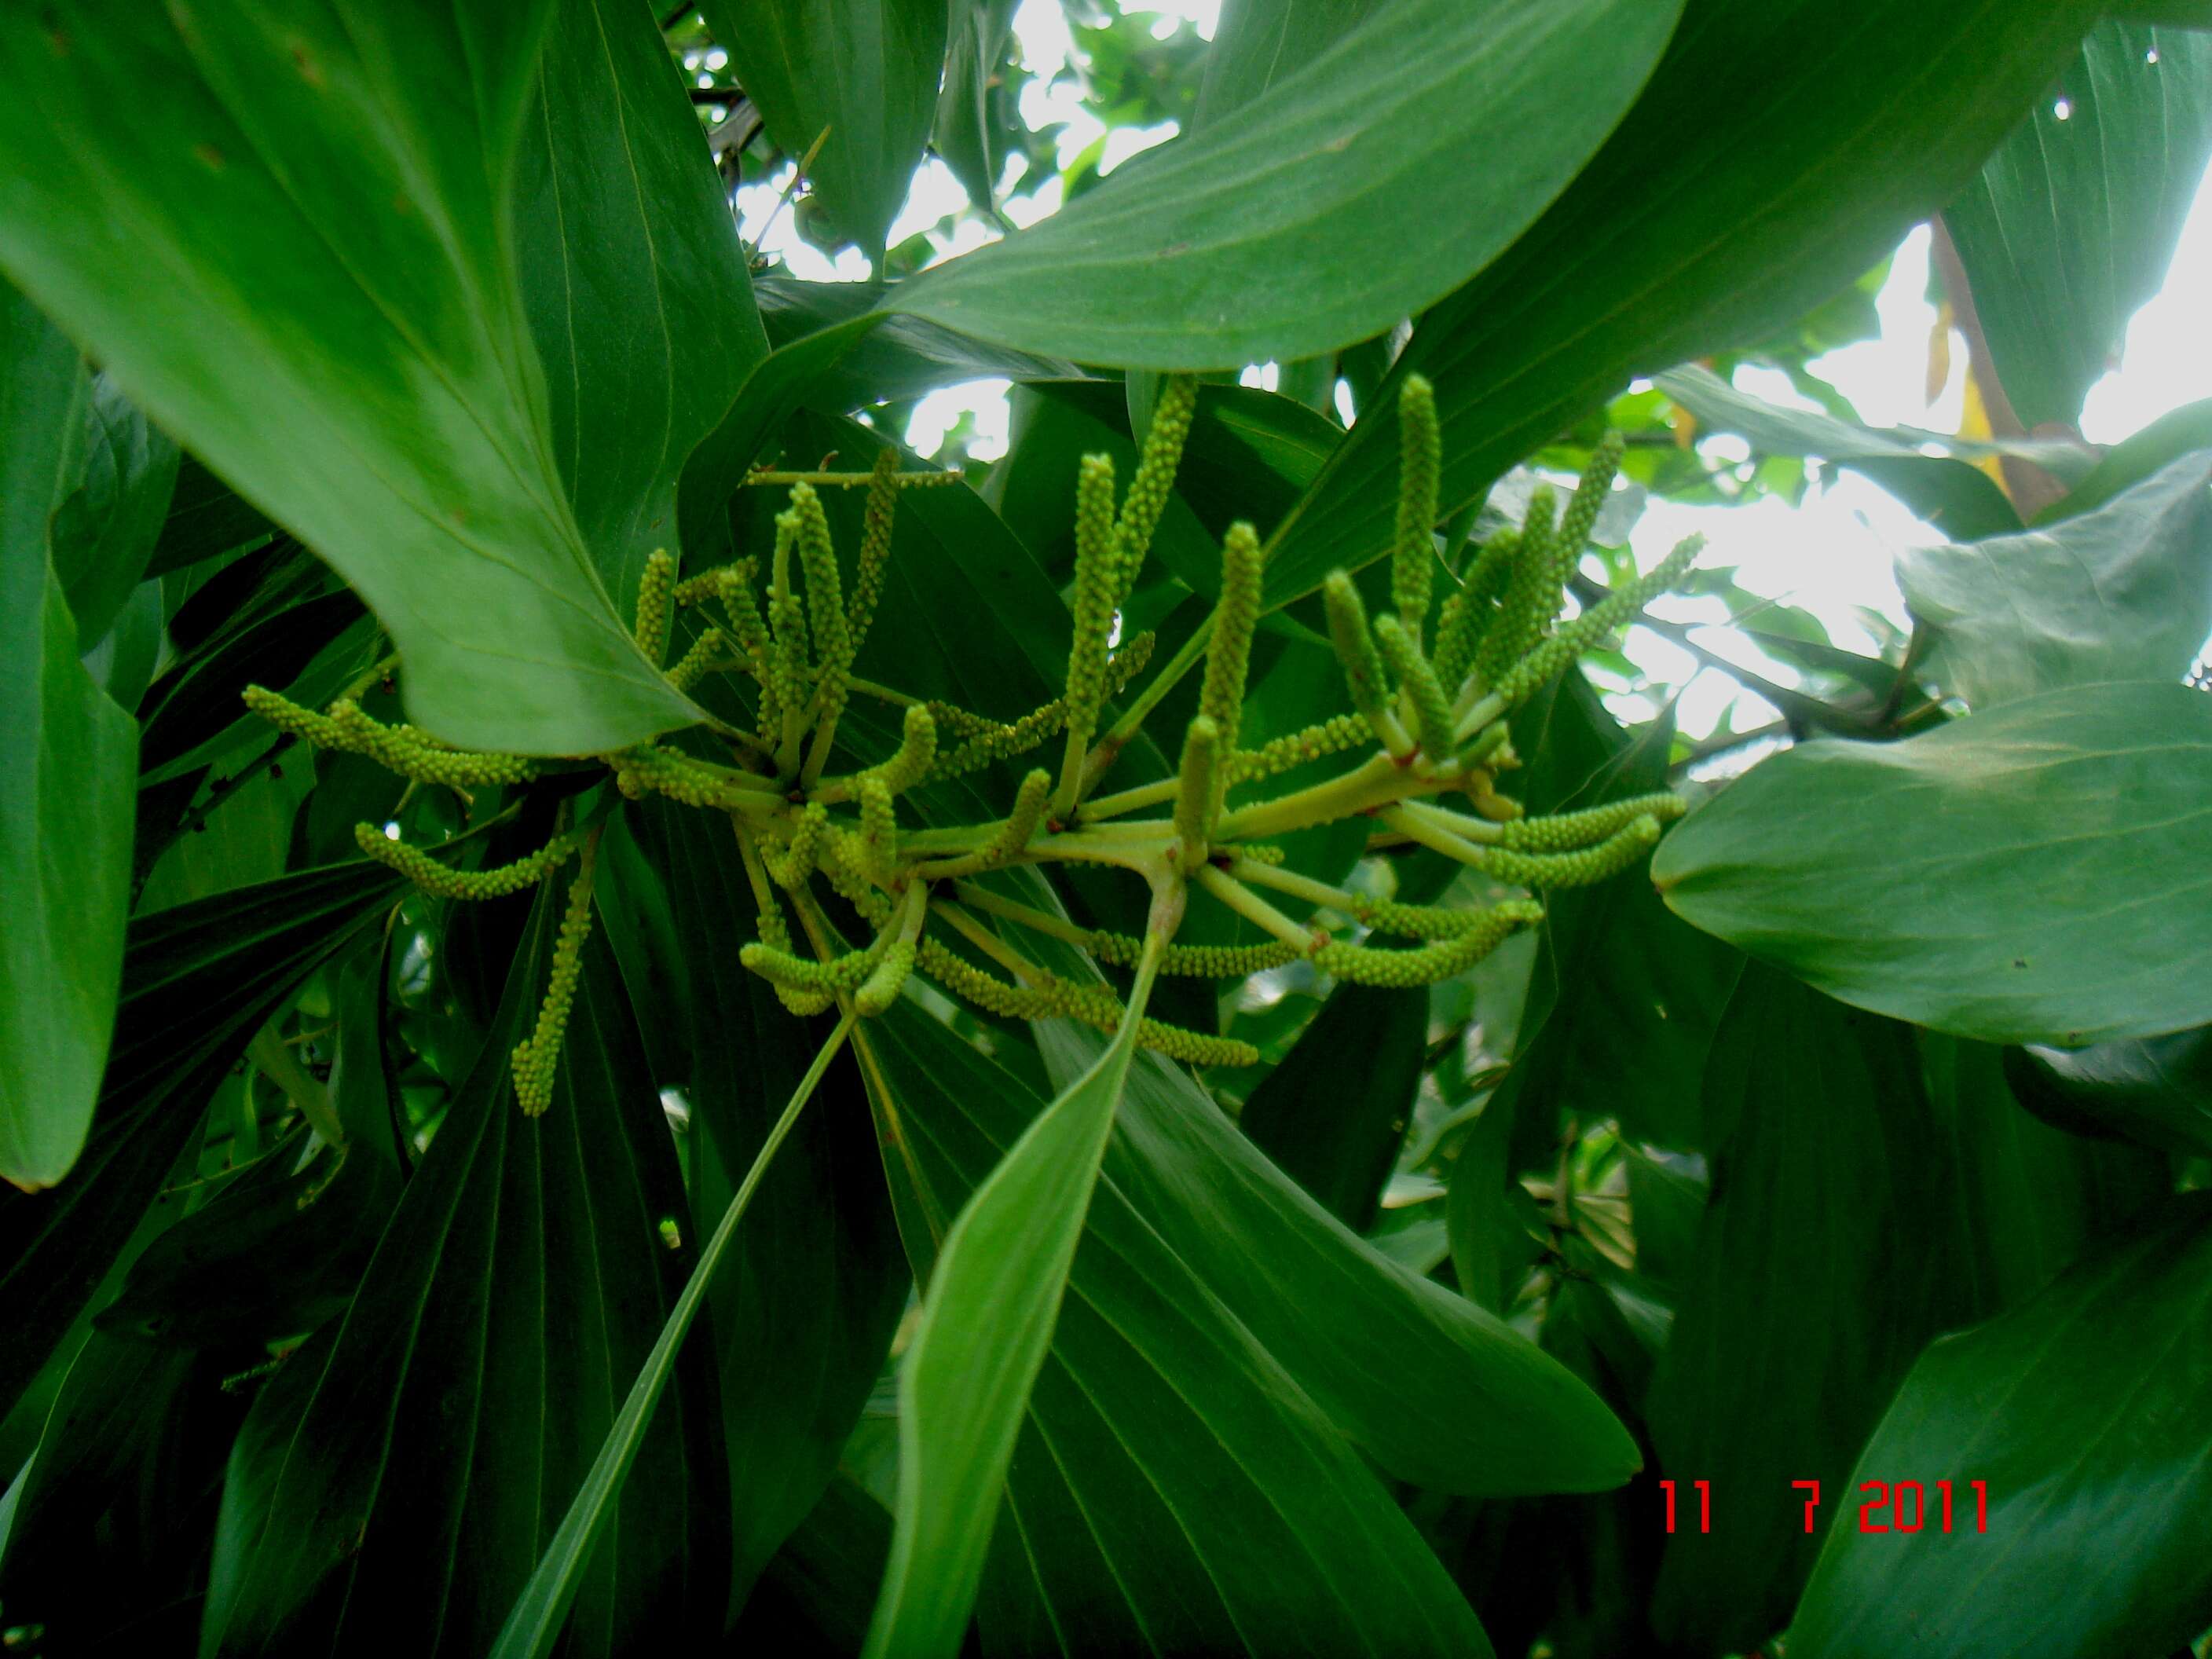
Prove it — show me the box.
[1313,899,1540,987]
[1228,713,1375,782]
[355,822,576,899]
[789,483,851,731]
[844,445,902,653]
[1372,613,1456,763]
[511,848,599,1116]
[1489,534,1705,709]
[917,767,1051,879]
[714,563,771,671]
[856,881,928,1016]
[1322,573,1411,757]
[1393,374,1441,639]
[1057,452,1122,811]
[767,800,832,888]
[765,509,813,749]
[664,626,727,693]
[862,703,938,797]
[857,776,897,882]
[241,688,539,789]
[1496,790,1685,851]
[1476,815,1664,888]
[1479,486,1558,689]
[1552,431,1627,588]
[1173,716,1221,873]
[1111,373,1199,603]
[1198,522,1262,755]
[633,548,677,662]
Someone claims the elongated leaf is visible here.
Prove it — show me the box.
[1899,450,2212,708]
[932,0,1019,213]
[864,997,1149,1658]
[2007,1026,2212,1158]
[1031,1009,1639,1500]
[1945,20,2212,430]
[0,2,694,753]
[620,801,906,1601]
[1655,363,2023,541]
[50,374,181,645]
[1789,1195,2212,1659]
[203,888,724,1657]
[855,1004,1499,1657]
[1645,968,1952,1652]
[1,283,135,1191]
[1193,0,1390,127]
[145,455,273,580]
[705,0,949,262]
[1239,981,1426,1232]
[1654,680,2212,1045]
[1262,0,2105,608]
[0,860,404,1424]
[518,0,770,613]
[891,0,1680,368]
[756,275,1079,409]
[489,1011,859,1659]
[2037,396,2212,522]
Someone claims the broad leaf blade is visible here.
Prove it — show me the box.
[1898,450,2212,708]
[0,2,694,753]
[1,283,134,1191]
[518,0,770,613]
[705,0,950,263]
[1238,980,1426,1233]
[862,1002,1149,1658]
[855,1005,1498,1657]
[1945,20,2212,430]
[1789,1195,2212,1659]
[1654,680,2212,1045]
[1262,0,2105,608]
[891,0,1681,368]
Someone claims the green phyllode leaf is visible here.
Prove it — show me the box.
[1654,680,2212,1046]
[203,884,723,1657]
[0,1,696,753]
[705,0,951,264]
[1898,449,2212,709]
[1260,0,2105,608]
[1789,1195,2212,1659]
[861,964,1157,1659]
[0,283,137,1191]
[889,0,1683,368]
[1945,19,2212,430]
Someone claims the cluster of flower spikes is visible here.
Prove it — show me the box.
[243,370,1701,1111]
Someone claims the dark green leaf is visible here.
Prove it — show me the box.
[756,275,1080,408]
[1644,967,1954,1652]
[1654,362,2024,542]
[1239,981,1425,1232]
[2008,1026,2212,1157]
[1,282,137,1192]
[620,800,906,1600]
[2037,396,2212,522]
[49,374,181,644]
[1262,0,2104,608]
[1654,681,2212,1045]
[891,0,1682,368]
[1945,20,2212,429]
[856,1005,1500,1657]
[706,0,950,262]
[933,0,1020,213]
[1193,0,1390,127]
[0,2,694,753]
[1899,450,2212,707]
[518,0,771,614]
[0,859,404,1424]
[1789,1195,2212,1659]
[865,994,1151,1657]
[145,453,273,580]
[203,887,725,1657]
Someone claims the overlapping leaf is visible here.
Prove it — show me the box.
[1946,20,2212,430]
[1654,681,2212,1045]
[0,2,693,753]
[1898,449,2212,708]
[1262,0,2105,607]
[203,886,723,1657]
[890,0,1682,369]
[1,283,136,1191]
[1789,1195,2212,1659]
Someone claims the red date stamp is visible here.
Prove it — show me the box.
[1659,1479,1988,1534]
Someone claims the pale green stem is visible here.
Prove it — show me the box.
[249,1025,346,1149]
[1192,864,1317,950]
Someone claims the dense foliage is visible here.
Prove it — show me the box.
[3,2,2212,1655]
